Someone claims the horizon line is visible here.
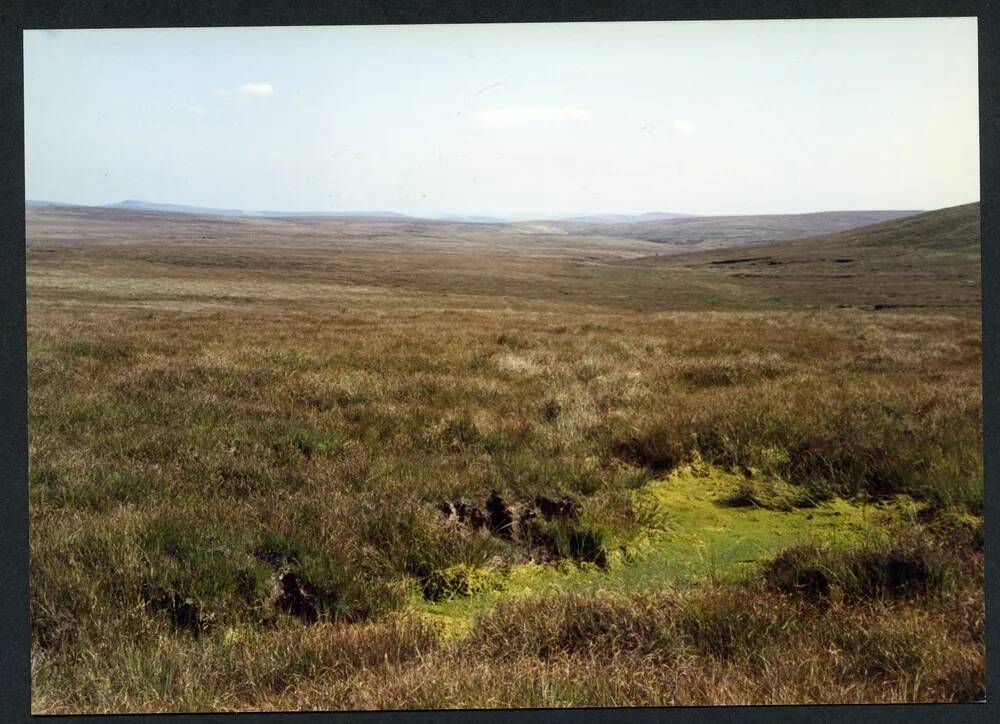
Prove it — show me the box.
[21,197,965,222]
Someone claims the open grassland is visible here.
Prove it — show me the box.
[27,204,983,711]
[531,208,922,248]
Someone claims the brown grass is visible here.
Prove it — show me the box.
[26,205,983,711]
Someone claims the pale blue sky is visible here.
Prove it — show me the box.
[24,19,979,218]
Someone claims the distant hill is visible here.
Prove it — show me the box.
[800,202,980,253]
[109,200,249,216]
[107,199,411,219]
[102,203,691,224]
[685,202,980,260]
[437,214,509,224]
[26,200,980,312]
[537,209,925,249]
[27,201,923,245]
[26,199,77,208]
[559,212,695,224]
[28,198,958,268]
[620,202,980,311]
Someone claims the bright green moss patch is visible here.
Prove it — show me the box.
[417,464,920,629]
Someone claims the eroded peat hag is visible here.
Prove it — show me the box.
[26,204,983,712]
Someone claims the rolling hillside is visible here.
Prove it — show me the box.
[556,212,695,224]
[23,203,669,261]
[620,202,981,311]
[537,209,924,248]
[645,202,980,265]
[25,201,980,315]
[107,199,411,218]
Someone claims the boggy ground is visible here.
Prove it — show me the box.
[26,207,983,711]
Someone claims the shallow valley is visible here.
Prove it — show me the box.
[26,203,984,711]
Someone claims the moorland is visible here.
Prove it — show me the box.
[26,201,983,711]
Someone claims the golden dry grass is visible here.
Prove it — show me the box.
[26,205,983,712]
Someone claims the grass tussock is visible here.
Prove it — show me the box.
[608,379,982,512]
[33,565,983,712]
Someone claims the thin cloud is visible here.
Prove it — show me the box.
[215,83,275,99]
[474,106,591,127]
[673,120,695,132]
[187,105,207,115]
[472,81,505,96]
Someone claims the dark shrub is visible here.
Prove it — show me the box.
[609,427,683,473]
[764,536,956,603]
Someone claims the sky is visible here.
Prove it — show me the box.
[23,19,979,219]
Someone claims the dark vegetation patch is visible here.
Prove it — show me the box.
[434,490,607,573]
[495,331,531,350]
[709,256,774,265]
[545,522,608,568]
[762,534,968,604]
[271,571,319,624]
[485,490,516,538]
[142,586,216,637]
[538,398,562,422]
[604,385,982,513]
[437,498,489,533]
[32,607,78,653]
[534,495,581,520]
[608,429,684,474]
[679,358,788,388]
